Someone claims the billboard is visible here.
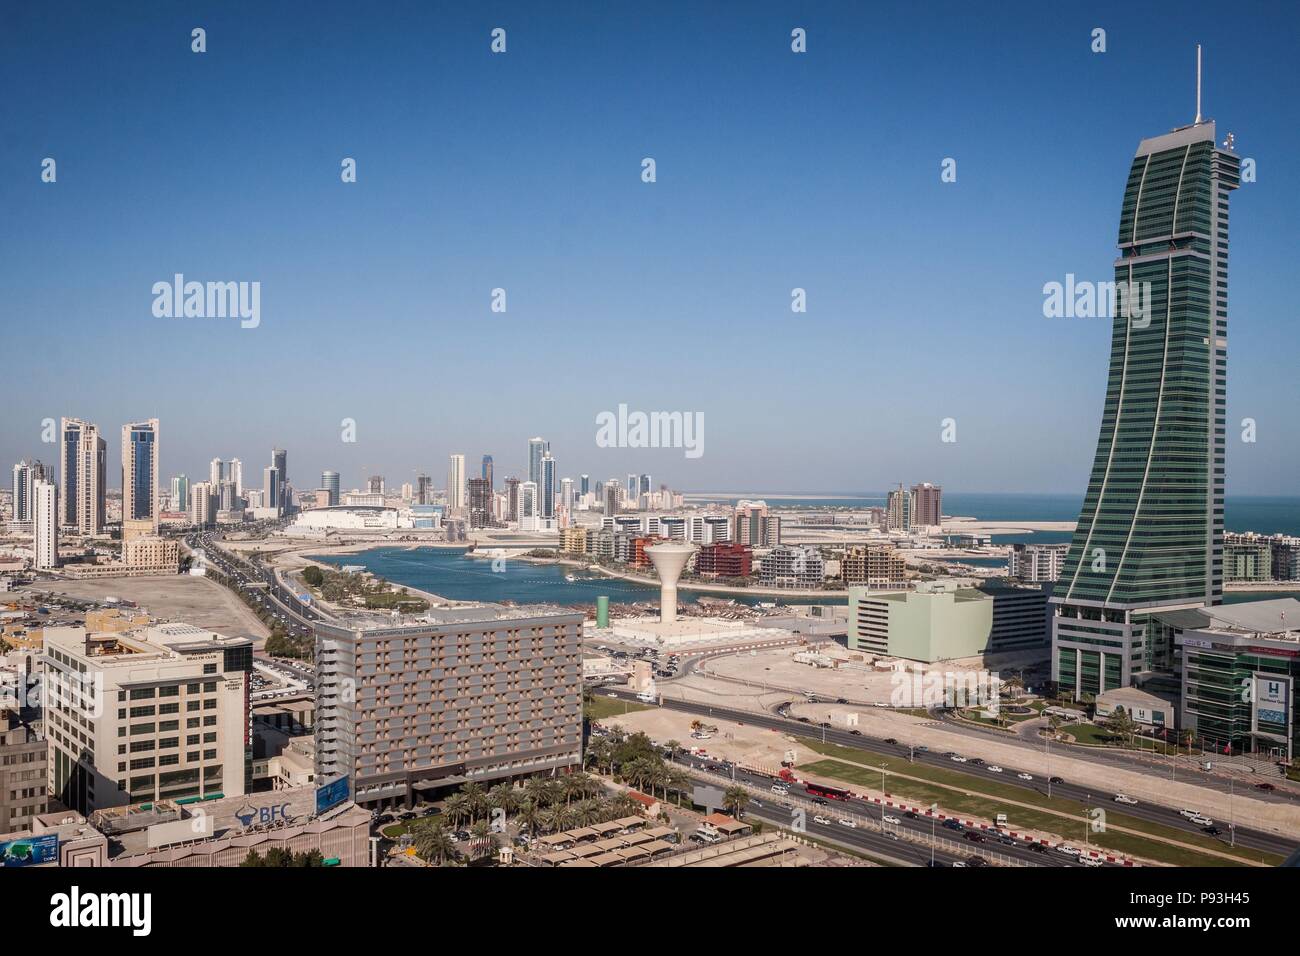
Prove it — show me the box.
[0,833,59,867]
[1254,674,1291,729]
[315,775,350,815]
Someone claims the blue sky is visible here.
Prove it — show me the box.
[2,1,1297,496]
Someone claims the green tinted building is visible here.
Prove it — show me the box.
[1052,117,1241,697]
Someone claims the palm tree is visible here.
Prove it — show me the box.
[487,783,518,820]
[723,785,750,817]
[667,768,692,806]
[516,798,542,836]
[469,819,496,861]
[412,821,458,866]
[442,793,472,829]
[523,775,555,809]
[460,782,489,822]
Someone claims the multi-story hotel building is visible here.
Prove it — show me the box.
[42,623,253,814]
[60,417,106,535]
[1052,105,1241,696]
[314,605,584,808]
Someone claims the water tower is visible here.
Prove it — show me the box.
[645,542,695,624]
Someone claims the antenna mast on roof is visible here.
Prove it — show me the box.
[1195,44,1203,124]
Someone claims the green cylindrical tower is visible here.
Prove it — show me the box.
[596,595,609,629]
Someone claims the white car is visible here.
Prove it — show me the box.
[1179,808,1200,819]
[1189,814,1214,826]
[837,818,857,829]
[813,815,832,825]
[1113,794,1139,805]
[950,755,968,763]
[1078,855,1104,867]
[987,765,1003,773]
[1058,845,1082,856]
[951,861,967,867]
[882,814,901,825]
[1017,772,1034,781]
[770,784,789,795]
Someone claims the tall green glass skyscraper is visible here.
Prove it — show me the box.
[1052,115,1241,697]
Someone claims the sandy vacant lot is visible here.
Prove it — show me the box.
[26,575,270,644]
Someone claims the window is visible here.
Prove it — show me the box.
[129,688,155,700]
[159,685,180,698]
[204,681,217,693]
[203,664,217,675]
[203,732,216,743]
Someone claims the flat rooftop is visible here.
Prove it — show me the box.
[321,602,582,632]
[1161,598,1300,639]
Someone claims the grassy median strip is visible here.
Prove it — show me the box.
[800,743,1282,867]
[586,696,653,721]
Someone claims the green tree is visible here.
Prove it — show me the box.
[723,785,750,817]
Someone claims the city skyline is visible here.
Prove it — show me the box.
[3,3,1298,495]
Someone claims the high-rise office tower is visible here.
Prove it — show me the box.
[263,465,281,513]
[170,474,189,513]
[580,474,590,497]
[481,455,494,490]
[560,477,574,513]
[540,455,556,520]
[626,473,637,499]
[121,419,160,534]
[32,479,58,569]
[272,448,287,488]
[885,484,911,532]
[504,477,520,522]
[228,458,243,496]
[11,458,46,527]
[416,473,432,506]
[59,418,106,535]
[911,482,942,528]
[527,437,547,486]
[1052,69,1241,695]
[639,474,652,497]
[210,457,225,488]
[468,477,492,529]
[604,479,621,517]
[518,480,539,531]
[322,470,340,506]
[447,454,466,510]
[367,475,385,495]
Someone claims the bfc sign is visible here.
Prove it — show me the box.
[235,802,295,829]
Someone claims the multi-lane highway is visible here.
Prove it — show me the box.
[603,687,1298,860]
